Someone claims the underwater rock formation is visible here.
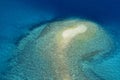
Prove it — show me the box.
[3,18,113,80]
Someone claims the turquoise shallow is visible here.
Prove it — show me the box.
[1,18,117,80]
[0,0,120,80]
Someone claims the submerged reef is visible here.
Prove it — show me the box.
[2,18,114,80]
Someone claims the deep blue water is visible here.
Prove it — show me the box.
[0,0,120,80]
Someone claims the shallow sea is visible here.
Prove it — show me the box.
[0,0,120,80]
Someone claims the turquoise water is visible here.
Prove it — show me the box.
[0,0,120,80]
